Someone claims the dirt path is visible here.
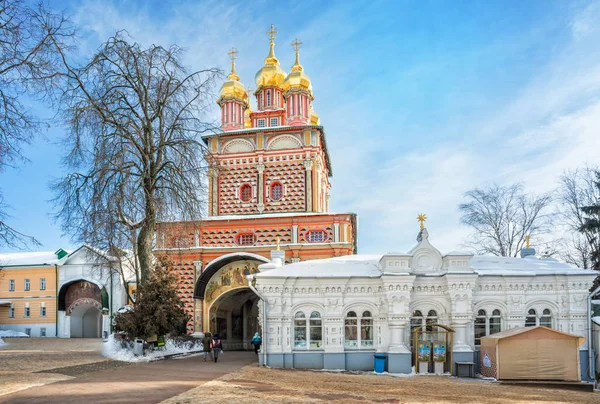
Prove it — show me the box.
[162,365,600,404]
[0,351,257,404]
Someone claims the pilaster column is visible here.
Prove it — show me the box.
[209,167,219,216]
[303,160,313,212]
[256,164,265,213]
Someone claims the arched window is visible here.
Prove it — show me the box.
[474,309,487,345]
[240,184,252,202]
[540,309,552,328]
[270,182,283,201]
[490,309,502,334]
[294,311,322,349]
[474,309,503,345]
[426,310,438,332]
[361,311,373,347]
[344,310,373,349]
[267,90,271,106]
[310,311,322,348]
[305,230,328,243]
[410,310,423,352]
[236,233,256,246]
[294,312,306,348]
[525,309,537,327]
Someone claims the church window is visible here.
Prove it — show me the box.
[294,311,322,349]
[525,309,537,327]
[236,233,256,246]
[257,119,266,128]
[240,184,252,202]
[345,310,373,349]
[305,230,328,243]
[270,117,278,127]
[540,309,552,328]
[410,310,423,352]
[426,310,438,332]
[267,90,271,106]
[474,309,503,345]
[270,182,283,201]
[474,310,487,346]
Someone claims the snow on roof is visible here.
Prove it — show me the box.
[471,255,594,276]
[253,252,595,279]
[592,316,600,326]
[0,251,63,267]
[255,255,383,278]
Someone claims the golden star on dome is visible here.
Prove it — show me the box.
[417,213,427,230]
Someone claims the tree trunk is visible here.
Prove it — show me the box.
[137,219,155,284]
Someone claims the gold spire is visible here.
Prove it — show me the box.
[525,234,530,249]
[291,38,304,72]
[264,24,279,65]
[227,47,240,81]
[255,25,286,90]
[417,213,427,231]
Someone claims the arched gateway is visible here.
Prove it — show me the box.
[194,253,268,350]
[58,280,107,338]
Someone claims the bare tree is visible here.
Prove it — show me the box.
[50,33,220,283]
[556,167,600,269]
[0,0,74,248]
[459,184,553,257]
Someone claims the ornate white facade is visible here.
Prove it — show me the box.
[251,228,596,377]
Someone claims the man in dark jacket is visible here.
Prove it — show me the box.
[201,332,213,362]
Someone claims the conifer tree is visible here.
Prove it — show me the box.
[113,256,189,340]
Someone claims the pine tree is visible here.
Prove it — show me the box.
[113,256,189,340]
[580,170,600,271]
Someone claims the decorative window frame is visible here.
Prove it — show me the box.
[525,308,553,328]
[344,309,374,350]
[269,181,284,201]
[294,310,323,350]
[270,117,278,127]
[303,229,329,243]
[474,309,502,345]
[257,118,266,128]
[239,183,253,203]
[236,232,257,246]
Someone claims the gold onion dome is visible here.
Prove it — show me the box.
[283,38,313,97]
[218,47,247,104]
[254,25,287,90]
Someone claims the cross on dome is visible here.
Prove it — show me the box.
[291,38,303,53]
[227,47,240,81]
[267,24,278,43]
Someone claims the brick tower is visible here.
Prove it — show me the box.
[155,26,357,345]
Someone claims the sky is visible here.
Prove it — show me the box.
[1,0,599,255]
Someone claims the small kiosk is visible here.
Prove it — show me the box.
[412,324,454,374]
[479,326,584,381]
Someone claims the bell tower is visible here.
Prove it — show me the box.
[217,47,248,132]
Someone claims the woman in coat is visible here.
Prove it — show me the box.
[201,332,213,362]
[251,332,262,354]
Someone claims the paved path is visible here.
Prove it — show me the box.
[0,351,257,404]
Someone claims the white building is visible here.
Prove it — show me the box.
[251,228,597,379]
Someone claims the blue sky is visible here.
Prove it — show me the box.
[2,0,599,254]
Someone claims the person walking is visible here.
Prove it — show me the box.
[212,334,223,363]
[201,332,213,362]
[251,332,262,354]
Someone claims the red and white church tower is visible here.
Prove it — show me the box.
[155,26,357,343]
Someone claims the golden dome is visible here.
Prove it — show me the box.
[254,25,287,90]
[245,105,252,128]
[310,105,320,125]
[217,48,248,105]
[283,38,313,97]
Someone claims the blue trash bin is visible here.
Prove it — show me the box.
[374,353,387,373]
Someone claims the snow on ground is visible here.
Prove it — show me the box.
[0,338,6,346]
[0,330,30,338]
[102,334,203,362]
